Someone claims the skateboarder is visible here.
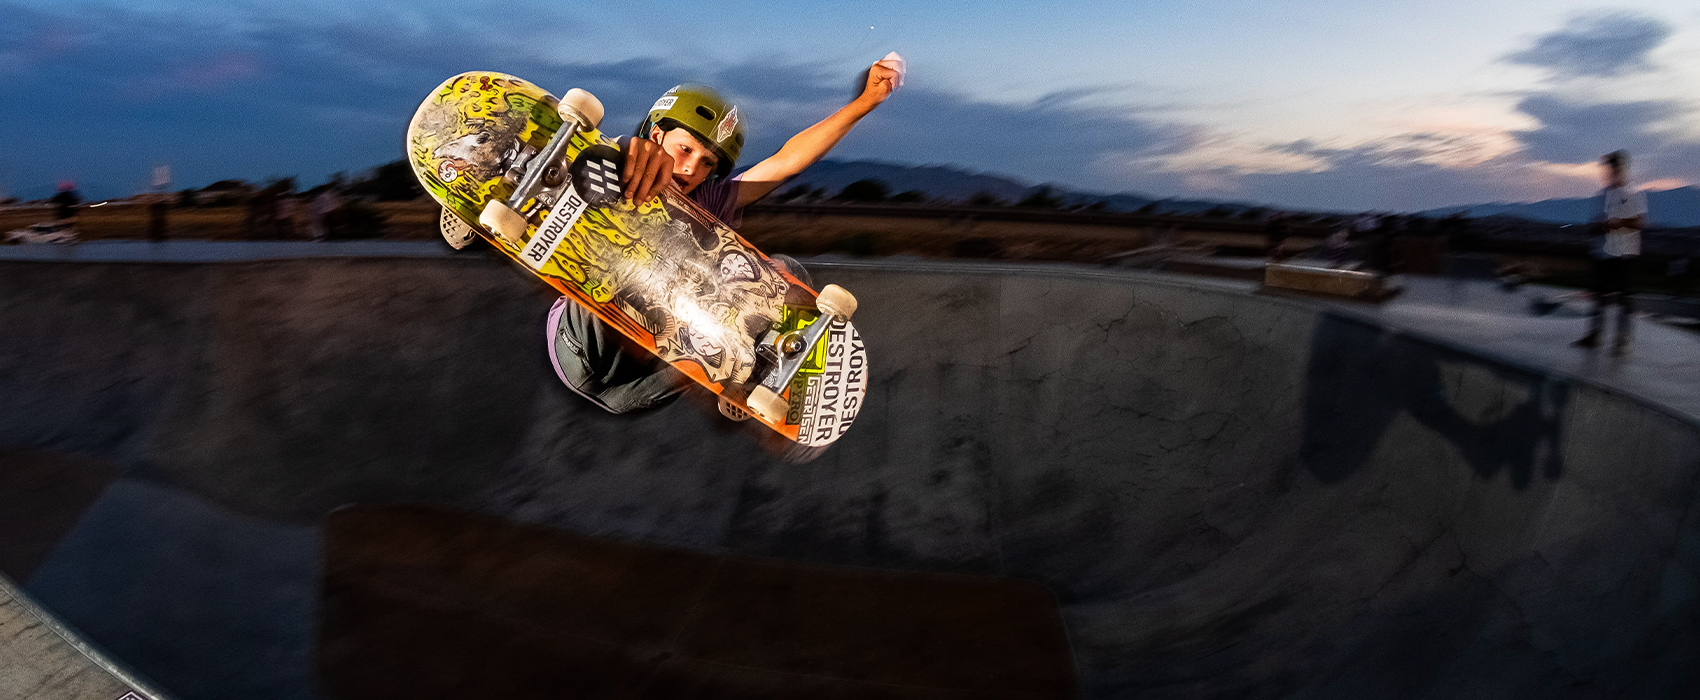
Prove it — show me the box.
[548,57,903,416]
[1573,150,1646,355]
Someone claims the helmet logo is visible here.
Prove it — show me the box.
[650,95,677,112]
[715,105,739,144]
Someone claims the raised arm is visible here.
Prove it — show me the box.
[733,55,904,207]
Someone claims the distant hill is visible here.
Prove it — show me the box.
[1423,186,1700,227]
[761,159,1290,216]
[775,160,1700,226]
[768,160,1036,203]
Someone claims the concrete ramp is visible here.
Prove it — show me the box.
[0,254,1697,698]
[1,570,166,700]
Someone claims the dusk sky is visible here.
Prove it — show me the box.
[5,0,1700,210]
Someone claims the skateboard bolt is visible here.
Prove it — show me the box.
[778,332,807,356]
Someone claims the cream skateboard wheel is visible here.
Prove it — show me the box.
[815,284,857,320]
[559,88,604,130]
[479,201,528,246]
[746,386,787,424]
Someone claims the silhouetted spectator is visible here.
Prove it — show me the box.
[1436,212,1465,247]
[1668,255,1693,297]
[1445,213,1477,251]
[50,182,81,221]
[247,185,278,239]
[1264,212,1290,261]
[309,187,341,241]
[1367,215,1403,274]
[1350,212,1379,239]
[263,182,294,237]
[1574,150,1646,354]
[275,194,299,239]
[1321,229,1351,265]
[148,196,168,241]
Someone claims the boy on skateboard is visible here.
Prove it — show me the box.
[546,56,903,417]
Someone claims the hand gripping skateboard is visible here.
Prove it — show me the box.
[407,72,867,447]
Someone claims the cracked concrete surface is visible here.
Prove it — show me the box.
[0,255,1697,699]
[1,571,165,700]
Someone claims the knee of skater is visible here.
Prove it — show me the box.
[770,254,813,286]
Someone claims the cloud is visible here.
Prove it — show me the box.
[0,2,688,197]
[1511,95,1683,162]
[1106,135,1590,212]
[1504,12,1673,79]
[1504,91,1700,189]
[1,2,1691,211]
[1132,103,1700,211]
[726,82,1194,188]
[1492,13,1700,192]
[0,2,1195,200]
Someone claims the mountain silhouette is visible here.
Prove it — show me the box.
[760,159,1282,215]
[1423,186,1700,227]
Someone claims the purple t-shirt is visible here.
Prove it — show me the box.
[688,178,744,229]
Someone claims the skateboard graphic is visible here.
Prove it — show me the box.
[407,72,867,447]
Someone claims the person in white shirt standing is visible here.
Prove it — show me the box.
[1574,150,1647,354]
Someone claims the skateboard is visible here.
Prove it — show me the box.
[406,72,867,447]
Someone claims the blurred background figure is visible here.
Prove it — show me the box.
[1366,213,1403,274]
[1351,212,1379,239]
[148,165,172,242]
[260,181,294,238]
[275,191,299,239]
[1574,150,1647,354]
[1321,226,1351,266]
[1671,254,1694,297]
[1263,211,1290,261]
[50,181,81,221]
[245,183,277,239]
[309,185,342,241]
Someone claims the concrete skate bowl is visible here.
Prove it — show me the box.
[0,254,1697,700]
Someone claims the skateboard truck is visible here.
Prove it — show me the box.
[480,89,606,244]
[743,284,857,423]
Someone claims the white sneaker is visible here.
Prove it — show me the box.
[439,207,477,249]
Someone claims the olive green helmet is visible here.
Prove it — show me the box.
[636,83,745,179]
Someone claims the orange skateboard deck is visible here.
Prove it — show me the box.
[406,72,866,447]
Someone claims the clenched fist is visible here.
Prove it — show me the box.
[855,51,905,109]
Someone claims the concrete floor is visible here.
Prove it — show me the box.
[0,244,1697,699]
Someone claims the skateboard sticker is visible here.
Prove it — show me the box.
[522,185,589,271]
[716,105,740,143]
[792,319,867,446]
[567,144,624,206]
